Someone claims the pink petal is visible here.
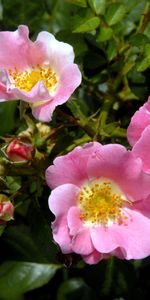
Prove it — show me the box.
[32,98,55,122]
[10,80,50,103]
[48,184,80,218]
[90,226,119,253]
[132,125,150,172]
[87,144,150,201]
[82,250,103,265]
[53,64,82,104]
[91,208,150,259]
[127,96,150,146]
[32,64,81,122]
[46,142,101,189]
[0,82,15,100]
[52,215,72,254]
[67,206,83,235]
[36,31,74,72]
[0,25,44,69]
[133,196,150,219]
[72,229,94,255]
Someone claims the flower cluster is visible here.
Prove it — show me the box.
[1,25,150,266]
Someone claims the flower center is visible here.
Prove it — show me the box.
[78,179,131,226]
[8,65,57,92]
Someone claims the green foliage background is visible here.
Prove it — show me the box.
[0,0,150,299]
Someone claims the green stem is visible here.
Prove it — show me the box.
[101,257,114,295]
[137,2,150,33]
[94,99,112,140]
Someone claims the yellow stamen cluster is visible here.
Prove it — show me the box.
[9,65,57,92]
[79,180,130,226]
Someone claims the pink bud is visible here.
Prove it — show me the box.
[0,195,14,221]
[6,139,34,162]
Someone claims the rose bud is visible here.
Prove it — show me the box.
[0,194,14,222]
[6,139,34,162]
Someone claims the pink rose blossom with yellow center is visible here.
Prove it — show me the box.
[46,142,150,264]
[0,25,81,122]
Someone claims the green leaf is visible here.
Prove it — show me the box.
[136,55,150,72]
[88,0,106,15]
[57,278,96,300]
[97,26,113,42]
[0,261,60,300]
[144,21,150,39]
[5,176,21,194]
[65,0,87,7]
[73,16,100,33]
[0,101,17,135]
[105,3,126,26]
[106,40,117,61]
[122,62,135,75]
[118,85,138,100]
[2,225,47,262]
[129,33,149,47]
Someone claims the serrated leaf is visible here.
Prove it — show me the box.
[97,26,113,42]
[73,16,100,33]
[66,0,87,7]
[88,0,106,15]
[0,261,60,300]
[105,3,126,26]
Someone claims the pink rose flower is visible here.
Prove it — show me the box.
[127,96,150,172]
[0,195,14,222]
[6,138,34,162]
[46,142,150,264]
[0,25,81,122]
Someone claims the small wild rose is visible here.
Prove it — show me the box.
[46,142,150,264]
[0,25,81,122]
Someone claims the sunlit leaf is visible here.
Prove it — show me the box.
[73,16,100,32]
[105,3,126,26]
[88,0,106,15]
